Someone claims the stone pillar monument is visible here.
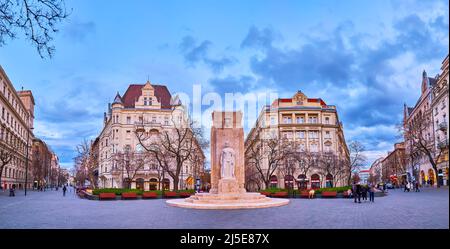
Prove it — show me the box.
[210,111,246,194]
[166,111,289,209]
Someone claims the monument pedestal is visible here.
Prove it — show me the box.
[166,192,289,209]
[218,178,239,194]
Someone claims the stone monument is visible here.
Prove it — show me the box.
[166,111,289,209]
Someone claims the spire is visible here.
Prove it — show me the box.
[422,70,427,78]
[113,92,123,104]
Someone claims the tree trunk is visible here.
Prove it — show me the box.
[173,177,179,191]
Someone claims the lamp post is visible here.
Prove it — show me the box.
[24,127,34,196]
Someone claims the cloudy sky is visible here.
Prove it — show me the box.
[0,0,448,169]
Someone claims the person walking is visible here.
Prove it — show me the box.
[63,185,67,197]
[403,181,409,192]
[369,184,375,202]
[415,181,420,192]
[361,185,368,201]
[353,183,361,203]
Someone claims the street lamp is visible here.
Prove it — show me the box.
[24,127,34,196]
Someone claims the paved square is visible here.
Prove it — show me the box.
[0,188,448,229]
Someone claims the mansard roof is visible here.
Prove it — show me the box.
[122,84,172,109]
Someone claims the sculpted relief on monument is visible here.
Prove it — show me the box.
[220,142,236,179]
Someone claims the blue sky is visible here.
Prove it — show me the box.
[0,0,448,169]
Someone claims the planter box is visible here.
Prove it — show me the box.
[121,192,138,199]
[272,192,288,198]
[260,192,271,197]
[142,192,158,199]
[179,192,191,198]
[321,191,337,198]
[99,193,116,200]
[164,192,178,198]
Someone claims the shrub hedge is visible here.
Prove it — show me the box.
[260,186,352,196]
[92,188,197,196]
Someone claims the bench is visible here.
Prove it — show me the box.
[142,192,158,199]
[164,191,178,198]
[121,192,138,199]
[272,192,288,198]
[179,192,191,198]
[99,193,116,200]
[321,191,337,198]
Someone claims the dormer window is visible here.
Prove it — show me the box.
[149,97,152,106]
[144,97,148,105]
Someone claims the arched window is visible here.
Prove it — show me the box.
[311,174,320,189]
[297,174,307,190]
[123,178,132,189]
[149,178,158,190]
[428,169,435,186]
[163,178,170,191]
[269,175,278,189]
[326,174,333,188]
[136,178,145,190]
[284,175,294,189]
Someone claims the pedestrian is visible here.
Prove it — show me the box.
[369,184,375,202]
[353,183,361,203]
[382,183,386,193]
[403,181,409,192]
[63,185,67,197]
[9,186,15,197]
[415,181,420,192]
[360,185,367,201]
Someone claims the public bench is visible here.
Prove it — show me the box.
[321,191,337,198]
[98,193,116,200]
[142,192,158,199]
[121,192,138,199]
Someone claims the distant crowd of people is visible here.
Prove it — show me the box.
[348,183,376,203]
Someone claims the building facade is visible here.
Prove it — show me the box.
[245,91,350,190]
[380,142,406,186]
[403,70,437,185]
[0,66,35,190]
[97,81,204,190]
[431,55,449,186]
[358,169,370,184]
[369,157,384,184]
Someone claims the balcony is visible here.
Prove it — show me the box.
[438,121,447,132]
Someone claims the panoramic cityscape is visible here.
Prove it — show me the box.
[0,0,448,233]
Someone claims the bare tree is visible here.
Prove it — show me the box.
[135,118,207,191]
[0,0,70,57]
[0,141,15,189]
[347,141,367,185]
[113,146,146,189]
[403,111,444,187]
[245,135,290,189]
[319,152,345,187]
[74,139,97,188]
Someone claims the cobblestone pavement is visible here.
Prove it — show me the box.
[0,187,448,229]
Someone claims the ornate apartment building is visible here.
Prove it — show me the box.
[244,91,349,190]
[431,55,449,186]
[403,70,437,185]
[403,54,449,186]
[97,81,205,191]
[0,65,35,190]
[380,142,406,185]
